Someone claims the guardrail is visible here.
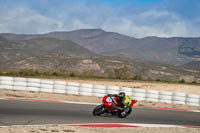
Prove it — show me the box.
[0,76,199,106]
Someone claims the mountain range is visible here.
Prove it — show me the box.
[1,29,200,82]
[1,29,200,66]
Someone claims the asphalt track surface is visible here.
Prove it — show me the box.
[0,99,200,126]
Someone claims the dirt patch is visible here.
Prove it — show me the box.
[0,125,200,133]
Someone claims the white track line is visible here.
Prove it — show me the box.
[191,110,200,113]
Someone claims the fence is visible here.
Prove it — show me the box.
[0,76,200,106]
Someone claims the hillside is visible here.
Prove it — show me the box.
[1,29,200,66]
[182,61,200,70]
[2,53,200,83]
[18,38,96,57]
[0,37,96,63]
[0,36,26,62]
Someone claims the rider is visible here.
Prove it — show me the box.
[107,92,127,110]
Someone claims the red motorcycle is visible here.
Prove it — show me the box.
[93,95,137,118]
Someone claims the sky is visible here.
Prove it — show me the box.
[0,0,200,38]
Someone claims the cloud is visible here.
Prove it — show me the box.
[0,5,63,34]
[0,0,199,38]
[0,1,111,34]
[101,10,189,38]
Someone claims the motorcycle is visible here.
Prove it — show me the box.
[92,95,137,118]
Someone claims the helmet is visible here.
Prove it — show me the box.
[119,92,126,101]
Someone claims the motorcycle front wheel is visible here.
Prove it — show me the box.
[93,104,105,116]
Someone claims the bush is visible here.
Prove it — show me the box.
[191,81,197,84]
[178,79,185,83]
[114,66,131,80]
[70,72,75,77]
[52,72,58,76]
[133,75,142,80]
[156,79,160,82]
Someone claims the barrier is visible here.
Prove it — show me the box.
[14,77,27,82]
[92,85,106,97]
[79,84,93,96]
[132,93,146,98]
[159,95,172,100]
[173,101,185,105]
[92,88,106,94]
[186,98,199,103]
[132,88,146,101]
[187,94,200,99]
[28,78,41,83]
[0,81,13,86]
[53,81,66,94]
[67,82,80,87]
[0,85,13,89]
[146,98,159,102]
[107,86,120,91]
[13,81,27,91]
[92,93,105,97]
[132,97,146,101]
[159,91,173,96]
[159,99,172,104]
[120,87,132,96]
[66,84,79,95]
[146,90,159,94]
[79,92,92,96]
[0,77,13,89]
[40,84,54,93]
[106,90,119,94]
[0,76,200,106]
[159,91,173,103]
[27,87,40,92]
[173,96,186,101]
[27,82,40,92]
[185,94,200,106]
[0,76,13,81]
[93,85,106,90]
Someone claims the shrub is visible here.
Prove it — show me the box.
[156,79,160,82]
[178,79,185,83]
[191,81,197,84]
[114,66,131,80]
[70,72,75,77]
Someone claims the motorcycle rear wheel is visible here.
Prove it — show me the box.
[118,107,132,118]
[93,104,104,116]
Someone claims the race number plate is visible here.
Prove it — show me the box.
[106,97,112,102]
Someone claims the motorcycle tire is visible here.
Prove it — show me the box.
[118,107,132,118]
[93,104,104,116]
[111,111,117,116]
